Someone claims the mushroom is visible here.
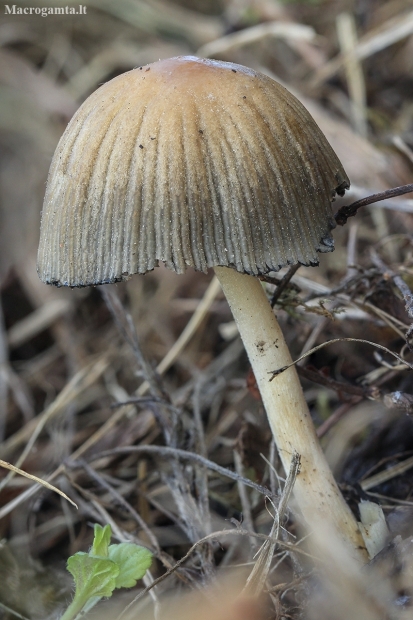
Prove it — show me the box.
[37,56,367,561]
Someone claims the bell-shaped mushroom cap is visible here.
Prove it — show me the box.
[37,56,349,287]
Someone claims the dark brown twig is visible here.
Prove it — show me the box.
[269,264,301,307]
[335,184,413,226]
[297,365,381,400]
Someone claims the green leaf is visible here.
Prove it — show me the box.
[91,523,112,557]
[67,552,119,601]
[108,543,153,588]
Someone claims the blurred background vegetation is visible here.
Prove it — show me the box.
[1,0,413,618]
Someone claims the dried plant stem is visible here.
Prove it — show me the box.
[269,263,300,307]
[87,446,272,497]
[0,459,76,507]
[270,338,413,377]
[214,266,367,563]
[361,455,413,491]
[243,452,300,596]
[335,184,413,225]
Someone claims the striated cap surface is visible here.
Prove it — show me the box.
[37,56,349,287]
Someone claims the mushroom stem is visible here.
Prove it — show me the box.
[214,266,367,563]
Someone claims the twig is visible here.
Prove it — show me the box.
[192,378,212,536]
[298,317,328,367]
[86,445,275,498]
[363,491,413,506]
[0,459,77,507]
[297,365,380,400]
[2,364,34,422]
[310,10,413,88]
[360,455,413,491]
[346,223,359,278]
[269,264,301,307]
[392,135,413,164]
[267,570,314,593]
[268,441,280,497]
[6,298,71,349]
[0,602,30,620]
[269,337,413,379]
[362,301,408,340]
[335,185,413,215]
[233,450,256,544]
[136,275,222,396]
[105,282,223,557]
[242,453,300,597]
[0,399,133,520]
[110,397,181,414]
[360,450,413,482]
[334,184,413,226]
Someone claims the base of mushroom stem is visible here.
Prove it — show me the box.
[214,265,368,564]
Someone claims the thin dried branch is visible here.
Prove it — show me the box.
[0,459,77,507]
[243,452,300,597]
[86,445,275,498]
[297,366,381,400]
[270,338,413,379]
[335,185,413,226]
[361,455,413,491]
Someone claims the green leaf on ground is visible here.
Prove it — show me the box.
[67,553,119,601]
[61,525,152,620]
[108,543,153,588]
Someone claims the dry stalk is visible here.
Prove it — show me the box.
[243,452,301,597]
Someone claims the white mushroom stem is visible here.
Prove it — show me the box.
[214,266,367,563]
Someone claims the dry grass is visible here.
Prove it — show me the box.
[1,0,413,618]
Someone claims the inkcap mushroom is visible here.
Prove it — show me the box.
[37,56,367,562]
